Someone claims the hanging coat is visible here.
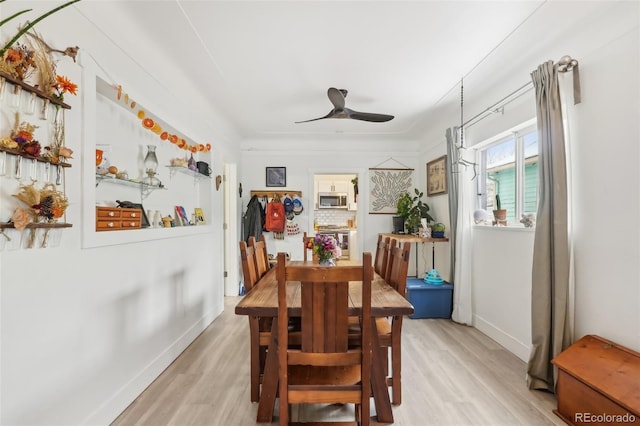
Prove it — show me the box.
[243,195,263,243]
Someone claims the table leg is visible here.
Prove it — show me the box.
[414,242,419,277]
[256,319,279,422]
[432,242,435,270]
[371,317,394,423]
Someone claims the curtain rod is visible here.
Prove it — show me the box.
[459,55,578,130]
[463,81,534,129]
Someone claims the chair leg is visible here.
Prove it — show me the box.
[391,326,402,405]
[249,316,260,402]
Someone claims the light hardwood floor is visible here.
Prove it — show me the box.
[112,296,564,426]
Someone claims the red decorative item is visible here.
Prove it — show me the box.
[23,141,41,157]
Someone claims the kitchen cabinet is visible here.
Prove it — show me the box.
[317,180,349,193]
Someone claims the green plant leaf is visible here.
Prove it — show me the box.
[0,0,81,57]
[0,9,32,28]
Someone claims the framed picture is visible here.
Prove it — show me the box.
[427,155,447,196]
[266,167,286,187]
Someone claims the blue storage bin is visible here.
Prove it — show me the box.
[406,278,453,319]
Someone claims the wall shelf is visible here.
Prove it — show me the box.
[250,190,302,199]
[0,222,72,229]
[166,166,210,180]
[0,146,72,167]
[95,173,167,199]
[0,72,73,250]
[0,71,71,110]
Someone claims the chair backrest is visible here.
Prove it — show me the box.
[249,235,269,278]
[383,238,398,283]
[239,240,259,292]
[374,236,391,278]
[387,242,411,297]
[277,251,372,425]
[302,232,313,261]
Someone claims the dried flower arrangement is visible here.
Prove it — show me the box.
[0,41,37,80]
[0,113,41,155]
[12,182,68,226]
[1,0,81,109]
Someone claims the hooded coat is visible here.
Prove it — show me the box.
[243,195,263,242]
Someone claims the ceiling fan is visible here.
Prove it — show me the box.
[295,87,394,123]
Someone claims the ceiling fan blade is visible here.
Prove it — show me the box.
[294,110,336,123]
[346,108,394,122]
[296,87,393,123]
[327,87,345,110]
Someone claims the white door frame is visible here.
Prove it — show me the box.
[308,167,365,262]
[223,163,239,296]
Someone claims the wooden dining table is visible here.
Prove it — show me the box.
[235,259,415,424]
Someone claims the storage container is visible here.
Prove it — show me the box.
[406,278,453,319]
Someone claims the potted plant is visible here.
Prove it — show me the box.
[396,188,434,234]
[493,194,507,225]
[431,222,446,238]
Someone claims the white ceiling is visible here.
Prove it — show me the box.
[76,0,552,143]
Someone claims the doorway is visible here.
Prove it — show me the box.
[310,170,364,262]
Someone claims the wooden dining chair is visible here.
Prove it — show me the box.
[383,238,398,283]
[277,251,373,426]
[240,240,259,293]
[374,236,391,279]
[239,240,270,402]
[249,235,270,278]
[376,241,411,405]
[302,232,313,261]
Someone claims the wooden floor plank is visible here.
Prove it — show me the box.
[112,296,563,426]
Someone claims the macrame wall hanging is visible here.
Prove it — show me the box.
[368,157,413,214]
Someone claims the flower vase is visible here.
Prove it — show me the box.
[53,106,63,125]
[319,258,336,266]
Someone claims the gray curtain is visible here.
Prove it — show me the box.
[446,127,459,281]
[527,60,572,391]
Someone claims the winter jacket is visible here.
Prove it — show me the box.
[243,195,263,242]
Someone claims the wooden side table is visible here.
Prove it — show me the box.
[379,233,449,278]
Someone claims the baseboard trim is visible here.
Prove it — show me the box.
[82,309,221,425]
[473,314,531,362]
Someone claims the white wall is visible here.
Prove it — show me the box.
[422,1,640,360]
[0,3,240,424]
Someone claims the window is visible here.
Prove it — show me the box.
[477,124,538,225]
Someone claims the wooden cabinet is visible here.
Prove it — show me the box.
[552,335,640,425]
[95,207,143,231]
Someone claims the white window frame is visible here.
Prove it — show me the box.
[474,118,538,227]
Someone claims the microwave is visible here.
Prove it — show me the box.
[318,192,348,209]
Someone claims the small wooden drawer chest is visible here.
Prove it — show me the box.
[552,334,640,425]
[96,207,142,231]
